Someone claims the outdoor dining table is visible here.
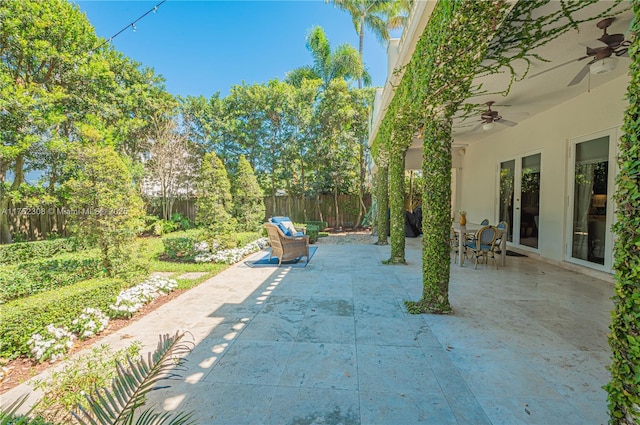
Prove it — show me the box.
[453,222,507,267]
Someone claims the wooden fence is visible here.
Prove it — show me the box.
[2,194,371,242]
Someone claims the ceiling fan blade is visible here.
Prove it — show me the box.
[580,39,608,50]
[567,63,591,86]
[470,122,484,133]
[615,48,629,57]
[496,119,517,127]
[528,55,590,79]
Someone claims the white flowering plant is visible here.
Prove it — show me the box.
[70,308,110,340]
[109,276,178,319]
[28,324,76,363]
[195,237,269,264]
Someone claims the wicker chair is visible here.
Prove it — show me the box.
[464,225,499,269]
[265,223,310,266]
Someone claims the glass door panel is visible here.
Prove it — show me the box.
[499,160,515,242]
[519,154,541,249]
[571,136,609,265]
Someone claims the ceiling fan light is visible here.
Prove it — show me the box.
[590,57,618,75]
[482,122,495,131]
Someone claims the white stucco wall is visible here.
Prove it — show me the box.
[457,75,628,264]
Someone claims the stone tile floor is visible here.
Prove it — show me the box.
[3,236,615,424]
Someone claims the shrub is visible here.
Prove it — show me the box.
[195,151,233,229]
[232,155,265,232]
[27,324,76,363]
[0,252,104,303]
[306,224,319,244]
[108,276,178,319]
[162,237,199,260]
[0,278,124,359]
[65,146,145,277]
[70,308,110,340]
[0,238,81,265]
[195,237,269,264]
[32,342,142,424]
[305,221,328,231]
[0,252,103,303]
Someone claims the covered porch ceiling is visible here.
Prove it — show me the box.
[406,1,634,155]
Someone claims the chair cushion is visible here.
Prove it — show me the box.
[270,217,300,237]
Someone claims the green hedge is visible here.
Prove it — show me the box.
[0,238,82,265]
[0,277,124,359]
[163,230,263,261]
[305,225,319,244]
[305,221,328,231]
[0,252,104,303]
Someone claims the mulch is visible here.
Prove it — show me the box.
[0,288,186,395]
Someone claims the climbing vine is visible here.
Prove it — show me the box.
[373,126,390,246]
[606,2,640,423]
[371,0,630,314]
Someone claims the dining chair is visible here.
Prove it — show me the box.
[450,227,459,262]
[492,221,509,258]
[480,218,490,225]
[464,225,498,269]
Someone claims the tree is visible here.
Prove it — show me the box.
[66,146,144,277]
[323,0,406,225]
[0,0,98,243]
[195,151,234,234]
[313,79,360,227]
[142,118,196,221]
[327,0,406,88]
[232,155,265,232]
[292,26,369,92]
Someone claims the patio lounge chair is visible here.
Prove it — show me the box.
[265,222,310,266]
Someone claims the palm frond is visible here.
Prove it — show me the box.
[72,332,195,425]
[0,395,52,425]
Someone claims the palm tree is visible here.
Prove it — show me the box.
[286,26,369,91]
[327,0,408,88]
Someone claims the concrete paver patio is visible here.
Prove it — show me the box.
[3,236,614,424]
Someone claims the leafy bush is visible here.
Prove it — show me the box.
[0,238,81,265]
[66,146,145,277]
[144,213,193,236]
[237,232,262,248]
[32,342,142,424]
[162,237,199,260]
[232,155,265,232]
[0,278,124,359]
[0,252,104,303]
[70,308,110,340]
[27,324,76,363]
[109,276,178,319]
[305,224,319,244]
[305,221,328,231]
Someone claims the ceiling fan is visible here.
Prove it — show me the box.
[529,17,632,86]
[470,101,517,132]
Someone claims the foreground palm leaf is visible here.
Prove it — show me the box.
[73,332,196,425]
[0,395,52,425]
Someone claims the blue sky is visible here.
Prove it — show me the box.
[74,0,393,98]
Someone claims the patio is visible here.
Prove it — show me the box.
[4,236,614,424]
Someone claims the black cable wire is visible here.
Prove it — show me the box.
[90,0,167,53]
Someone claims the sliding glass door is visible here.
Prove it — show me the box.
[498,152,541,249]
[568,133,614,269]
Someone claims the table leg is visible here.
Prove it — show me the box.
[459,230,465,266]
[500,234,506,267]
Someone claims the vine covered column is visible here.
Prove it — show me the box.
[387,129,410,264]
[606,1,640,422]
[415,114,453,312]
[375,142,390,246]
[404,0,513,314]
